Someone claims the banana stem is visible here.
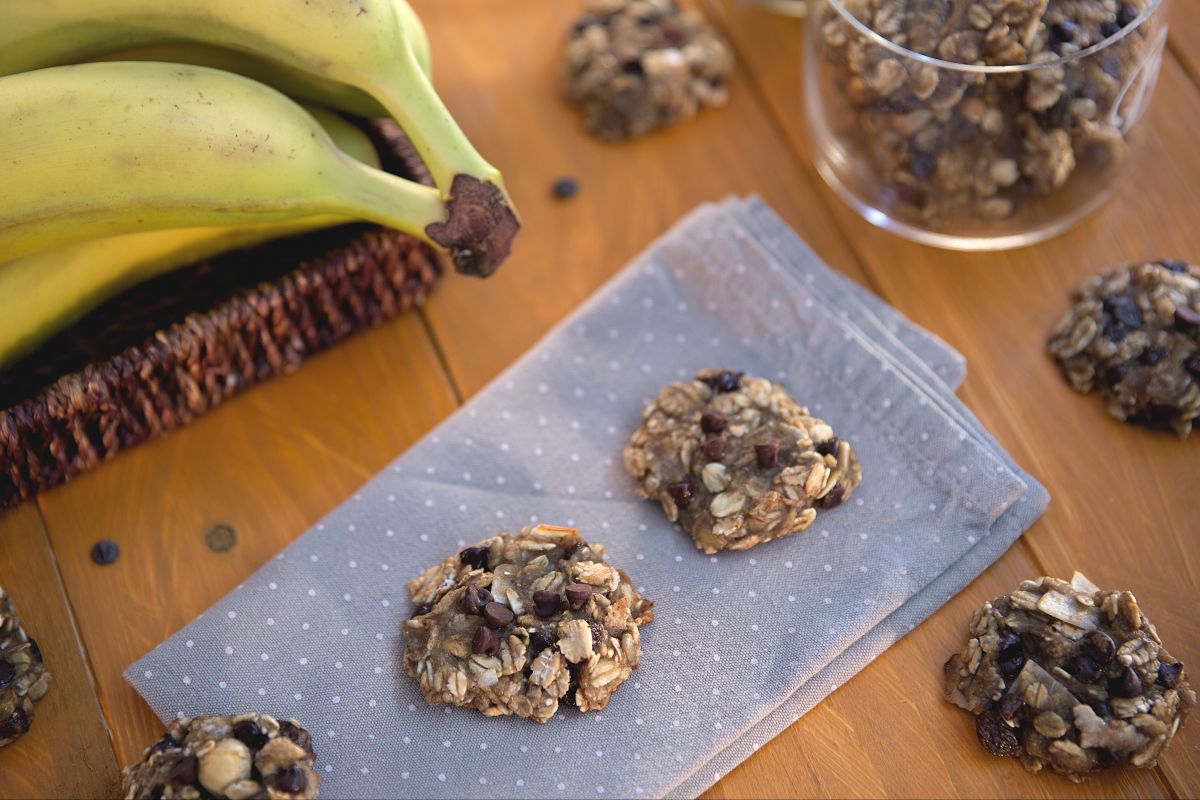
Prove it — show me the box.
[331,155,450,245]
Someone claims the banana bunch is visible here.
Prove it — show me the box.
[0,0,519,368]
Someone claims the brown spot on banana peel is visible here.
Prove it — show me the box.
[424,174,519,278]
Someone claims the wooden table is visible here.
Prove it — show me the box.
[1,1,1198,797]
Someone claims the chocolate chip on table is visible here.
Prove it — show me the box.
[273,764,308,794]
[975,710,1021,758]
[167,755,198,786]
[754,442,779,469]
[1175,306,1200,330]
[0,661,14,689]
[204,523,236,553]
[551,176,580,201]
[459,546,490,571]
[278,720,315,760]
[1157,661,1184,689]
[1081,631,1116,665]
[482,602,515,629]
[702,370,743,392]
[814,437,839,458]
[565,583,593,611]
[700,436,727,461]
[666,480,695,508]
[90,539,119,565]
[700,411,727,434]
[232,720,268,750]
[529,630,555,657]
[472,626,500,656]
[533,590,562,619]
[463,585,493,614]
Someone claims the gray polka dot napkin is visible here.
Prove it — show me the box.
[126,198,1048,799]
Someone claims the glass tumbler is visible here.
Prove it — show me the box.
[805,0,1170,250]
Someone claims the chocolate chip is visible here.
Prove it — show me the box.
[1104,295,1143,330]
[562,541,583,560]
[565,583,593,611]
[1113,666,1143,698]
[459,546,490,571]
[463,585,493,614]
[1105,363,1128,386]
[815,484,845,510]
[533,590,562,619]
[1161,259,1190,273]
[529,630,555,657]
[1096,747,1118,767]
[90,539,119,565]
[0,662,14,689]
[700,411,727,434]
[1100,20,1121,37]
[278,721,315,760]
[204,523,236,554]
[232,720,269,750]
[1102,318,1127,342]
[27,638,41,663]
[1186,353,1200,379]
[551,176,579,201]
[1140,347,1167,366]
[1089,699,1113,720]
[666,481,695,508]
[410,601,433,619]
[1158,661,1184,689]
[0,708,29,740]
[755,442,779,469]
[702,370,743,392]
[473,625,500,656]
[273,764,308,794]
[700,437,727,461]
[1117,4,1139,27]
[482,602,514,628]
[1068,656,1103,684]
[621,58,645,75]
[998,692,1024,722]
[910,151,937,180]
[975,710,1020,758]
[999,651,1026,680]
[814,437,839,457]
[1081,631,1116,665]
[1051,20,1078,43]
[561,665,581,708]
[167,755,198,786]
[1175,306,1200,330]
[995,629,1021,653]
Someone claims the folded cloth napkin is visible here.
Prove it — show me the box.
[127,198,1048,799]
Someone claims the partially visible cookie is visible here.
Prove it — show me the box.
[564,0,733,141]
[121,713,319,799]
[404,525,653,722]
[1048,259,1200,437]
[624,369,862,553]
[0,586,50,748]
[944,573,1195,782]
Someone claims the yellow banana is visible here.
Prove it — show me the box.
[0,62,456,264]
[0,0,516,275]
[0,105,381,369]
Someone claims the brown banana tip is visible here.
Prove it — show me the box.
[424,174,520,278]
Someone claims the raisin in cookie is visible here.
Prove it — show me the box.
[121,713,319,799]
[404,525,653,722]
[564,0,733,141]
[0,586,50,748]
[624,369,862,554]
[1048,259,1200,437]
[944,573,1194,781]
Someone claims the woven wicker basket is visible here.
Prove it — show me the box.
[0,120,443,509]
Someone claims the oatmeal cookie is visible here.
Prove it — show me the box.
[1048,259,1200,437]
[0,586,50,748]
[564,0,734,141]
[624,369,862,553]
[944,573,1195,781]
[818,0,1154,223]
[121,713,319,799]
[404,525,653,722]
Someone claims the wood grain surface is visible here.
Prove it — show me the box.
[0,1,1197,797]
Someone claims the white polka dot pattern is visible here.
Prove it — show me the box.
[126,200,1046,799]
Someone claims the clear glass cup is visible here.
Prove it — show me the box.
[805,0,1170,250]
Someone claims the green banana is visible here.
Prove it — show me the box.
[0,0,517,276]
[0,62,459,262]
[0,104,381,368]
